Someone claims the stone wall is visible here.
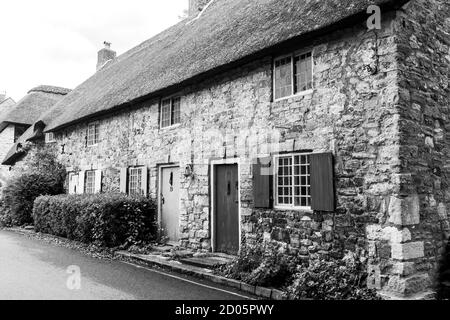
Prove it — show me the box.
[367,0,449,298]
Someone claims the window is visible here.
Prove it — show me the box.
[129,167,143,195]
[160,97,181,128]
[87,122,99,146]
[274,153,311,209]
[45,132,55,143]
[274,51,313,100]
[84,171,96,194]
[294,52,313,93]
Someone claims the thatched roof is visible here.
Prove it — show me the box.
[0,85,70,132]
[44,0,407,131]
[28,85,71,95]
[0,97,16,117]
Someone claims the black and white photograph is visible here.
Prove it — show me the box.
[0,0,448,315]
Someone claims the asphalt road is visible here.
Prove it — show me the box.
[0,230,253,300]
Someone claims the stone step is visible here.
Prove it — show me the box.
[151,245,175,253]
[179,256,233,269]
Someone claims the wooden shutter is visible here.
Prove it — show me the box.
[78,171,85,194]
[141,167,148,196]
[94,170,102,194]
[252,157,273,208]
[310,152,335,211]
[120,167,128,193]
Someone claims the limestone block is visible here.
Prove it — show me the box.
[366,225,410,243]
[391,241,424,260]
[388,195,420,226]
[391,262,415,276]
[390,228,411,244]
[385,273,431,295]
[438,203,447,220]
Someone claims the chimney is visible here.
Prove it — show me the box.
[96,41,116,71]
[188,0,211,16]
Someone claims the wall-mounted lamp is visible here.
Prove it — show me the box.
[184,164,194,178]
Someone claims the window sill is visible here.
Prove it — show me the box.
[274,89,313,102]
[274,206,313,213]
[160,123,181,131]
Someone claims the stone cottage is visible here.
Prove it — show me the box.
[0,86,70,188]
[8,0,450,298]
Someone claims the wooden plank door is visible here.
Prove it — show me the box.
[160,166,180,244]
[214,164,239,254]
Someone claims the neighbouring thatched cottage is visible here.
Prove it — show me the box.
[7,0,450,298]
[0,86,70,188]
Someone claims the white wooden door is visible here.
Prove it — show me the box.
[160,167,180,243]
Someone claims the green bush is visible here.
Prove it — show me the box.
[285,252,380,300]
[2,173,64,225]
[218,242,299,288]
[1,149,65,226]
[218,241,379,300]
[33,193,157,248]
[0,199,13,227]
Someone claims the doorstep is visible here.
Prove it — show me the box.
[115,250,285,300]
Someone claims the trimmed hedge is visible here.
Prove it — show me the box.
[2,173,65,226]
[33,193,157,248]
[2,148,66,226]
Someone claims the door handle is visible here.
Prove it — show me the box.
[161,194,165,205]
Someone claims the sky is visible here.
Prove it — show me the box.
[0,0,188,101]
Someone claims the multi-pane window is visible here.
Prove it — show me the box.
[160,97,181,128]
[87,122,99,146]
[274,57,292,100]
[129,167,143,195]
[274,51,313,100]
[275,153,311,209]
[85,171,96,194]
[45,132,55,143]
[294,52,313,93]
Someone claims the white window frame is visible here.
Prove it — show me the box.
[84,170,96,194]
[160,96,181,129]
[87,122,100,146]
[45,132,56,143]
[68,172,79,194]
[273,49,314,101]
[273,152,312,211]
[128,167,143,196]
